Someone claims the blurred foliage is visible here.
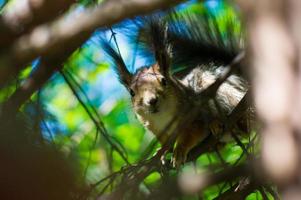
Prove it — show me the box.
[77,0,102,6]
[0,0,270,199]
[0,0,8,10]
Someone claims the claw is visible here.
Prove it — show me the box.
[160,154,166,165]
[154,147,168,165]
[172,146,187,168]
[209,120,223,138]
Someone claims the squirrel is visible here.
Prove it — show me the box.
[100,7,249,167]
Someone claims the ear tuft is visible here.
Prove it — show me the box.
[99,37,132,87]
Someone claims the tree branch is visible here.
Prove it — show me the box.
[0,0,75,48]
[0,0,184,88]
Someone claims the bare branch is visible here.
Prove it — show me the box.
[0,0,75,48]
[0,0,184,88]
[214,181,257,200]
[246,0,299,185]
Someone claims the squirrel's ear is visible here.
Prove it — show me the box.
[147,17,172,77]
[152,63,164,75]
[155,44,172,77]
[100,38,132,87]
[116,63,132,87]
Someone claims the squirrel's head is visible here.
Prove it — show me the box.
[130,64,169,114]
[119,63,178,115]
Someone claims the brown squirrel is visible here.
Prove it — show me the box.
[101,11,249,167]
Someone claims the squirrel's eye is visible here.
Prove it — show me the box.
[161,78,167,86]
[130,89,135,97]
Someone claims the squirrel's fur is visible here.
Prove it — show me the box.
[100,6,249,167]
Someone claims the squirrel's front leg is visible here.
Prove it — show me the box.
[172,124,208,168]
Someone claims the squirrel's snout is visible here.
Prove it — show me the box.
[148,98,158,106]
[142,96,159,113]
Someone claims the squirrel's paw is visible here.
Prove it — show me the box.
[172,146,187,168]
[209,120,223,138]
[154,147,168,165]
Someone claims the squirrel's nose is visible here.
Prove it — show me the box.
[149,98,158,106]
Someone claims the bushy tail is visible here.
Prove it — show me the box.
[130,3,243,73]
[169,9,242,67]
